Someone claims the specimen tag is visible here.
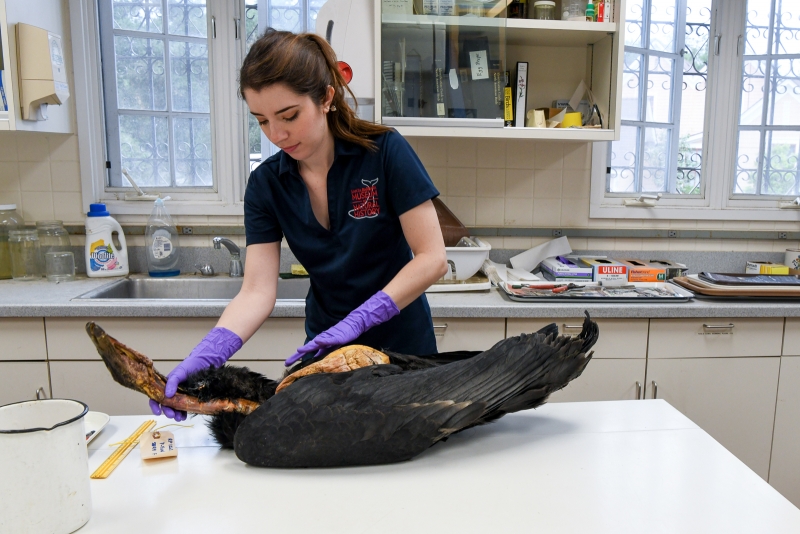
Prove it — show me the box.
[140,431,177,459]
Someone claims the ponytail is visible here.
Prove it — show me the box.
[240,29,390,151]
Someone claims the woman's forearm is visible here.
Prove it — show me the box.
[216,289,276,343]
[383,251,448,310]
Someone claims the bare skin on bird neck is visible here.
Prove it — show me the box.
[85,322,389,415]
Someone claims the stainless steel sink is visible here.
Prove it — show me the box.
[74,276,310,301]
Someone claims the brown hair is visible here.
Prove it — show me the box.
[239,29,390,151]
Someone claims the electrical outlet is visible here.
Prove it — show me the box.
[552,229,563,237]
[779,232,788,239]
[668,230,678,238]
[182,227,193,235]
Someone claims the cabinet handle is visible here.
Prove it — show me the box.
[701,323,735,332]
[35,387,47,400]
[433,323,448,336]
[652,381,658,399]
[562,324,583,336]
[635,381,642,400]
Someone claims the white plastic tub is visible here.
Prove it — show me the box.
[444,237,492,280]
[0,399,92,534]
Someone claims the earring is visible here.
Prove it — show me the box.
[330,105,337,111]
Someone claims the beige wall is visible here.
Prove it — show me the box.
[0,131,797,253]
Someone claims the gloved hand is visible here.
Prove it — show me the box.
[286,291,399,366]
[150,327,243,421]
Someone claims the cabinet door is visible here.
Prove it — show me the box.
[769,356,800,507]
[0,318,47,361]
[548,359,646,403]
[49,360,286,416]
[0,362,50,404]
[507,318,648,359]
[783,318,800,355]
[45,318,307,361]
[645,357,780,480]
[432,318,505,352]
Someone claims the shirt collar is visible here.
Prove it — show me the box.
[278,137,363,178]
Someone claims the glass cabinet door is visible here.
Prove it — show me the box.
[380,4,506,126]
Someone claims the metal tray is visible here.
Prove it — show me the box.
[500,281,694,302]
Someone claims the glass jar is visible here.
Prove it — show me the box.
[533,0,555,19]
[0,205,25,280]
[9,229,42,281]
[36,220,72,256]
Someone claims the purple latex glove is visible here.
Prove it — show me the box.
[286,290,399,366]
[149,327,243,421]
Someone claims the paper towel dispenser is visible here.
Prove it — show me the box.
[15,23,69,121]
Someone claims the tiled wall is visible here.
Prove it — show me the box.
[0,131,797,253]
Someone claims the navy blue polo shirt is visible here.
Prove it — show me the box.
[244,129,439,356]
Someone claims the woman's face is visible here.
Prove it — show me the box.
[244,83,333,162]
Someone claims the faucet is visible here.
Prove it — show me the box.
[213,237,244,277]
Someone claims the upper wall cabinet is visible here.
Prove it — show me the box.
[374,0,624,140]
[0,0,75,133]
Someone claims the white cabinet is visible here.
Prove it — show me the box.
[768,356,800,508]
[433,318,505,352]
[45,317,307,362]
[648,318,784,359]
[783,318,800,355]
[375,1,625,140]
[0,318,47,361]
[0,361,50,404]
[645,357,780,480]
[0,0,75,132]
[507,318,648,402]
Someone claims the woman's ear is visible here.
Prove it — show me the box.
[324,85,335,109]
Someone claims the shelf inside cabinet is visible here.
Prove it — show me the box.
[394,125,615,140]
[506,20,617,46]
[382,14,506,28]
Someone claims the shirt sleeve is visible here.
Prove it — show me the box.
[244,169,283,245]
[382,130,440,217]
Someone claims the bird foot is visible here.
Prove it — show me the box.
[276,345,390,393]
[85,322,260,416]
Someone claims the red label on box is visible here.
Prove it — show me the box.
[598,265,627,275]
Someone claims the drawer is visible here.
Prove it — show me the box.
[432,318,505,352]
[507,318,648,359]
[49,360,286,416]
[648,318,783,359]
[45,318,307,361]
[547,358,646,403]
[0,318,47,361]
[0,362,50,405]
[784,318,800,356]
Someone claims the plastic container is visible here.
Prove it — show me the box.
[0,204,24,279]
[9,229,42,280]
[0,399,92,534]
[145,197,180,277]
[443,237,492,280]
[85,203,129,277]
[585,0,595,21]
[564,0,585,20]
[533,1,555,19]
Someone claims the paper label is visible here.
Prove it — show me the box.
[382,0,413,14]
[423,0,438,14]
[140,431,178,460]
[469,50,489,80]
[152,235,173,259]
[89,239,120,272]
[438,0,454,16]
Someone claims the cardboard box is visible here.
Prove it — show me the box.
[648,259,688,280]
[540,256,593,278]
[745,261,790,275]
[571,257,628,283]
[615,259,666,282]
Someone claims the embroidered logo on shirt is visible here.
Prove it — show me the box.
[348,178,380,219]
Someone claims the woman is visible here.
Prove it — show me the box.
[151,29,448,421]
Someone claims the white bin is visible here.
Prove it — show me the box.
[0,399,92,534]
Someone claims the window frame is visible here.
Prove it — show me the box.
[72,0,248,216]
[590,0,800,221]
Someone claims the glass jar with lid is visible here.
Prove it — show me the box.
[0,205,25,280]
[36,220,72,256]
[9,229,42,281]
[533,0,556,19]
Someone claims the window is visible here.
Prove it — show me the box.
[99,0,213,190]
[591,0,800,220]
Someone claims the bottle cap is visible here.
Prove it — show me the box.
[87,203,110,217]
[0,204,17,210]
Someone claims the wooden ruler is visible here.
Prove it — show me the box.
[91,419,156,479]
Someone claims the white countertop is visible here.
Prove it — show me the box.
[80,400,800,533]
[3,276,800,319]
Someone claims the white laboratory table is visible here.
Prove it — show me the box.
[80,400,800,533]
